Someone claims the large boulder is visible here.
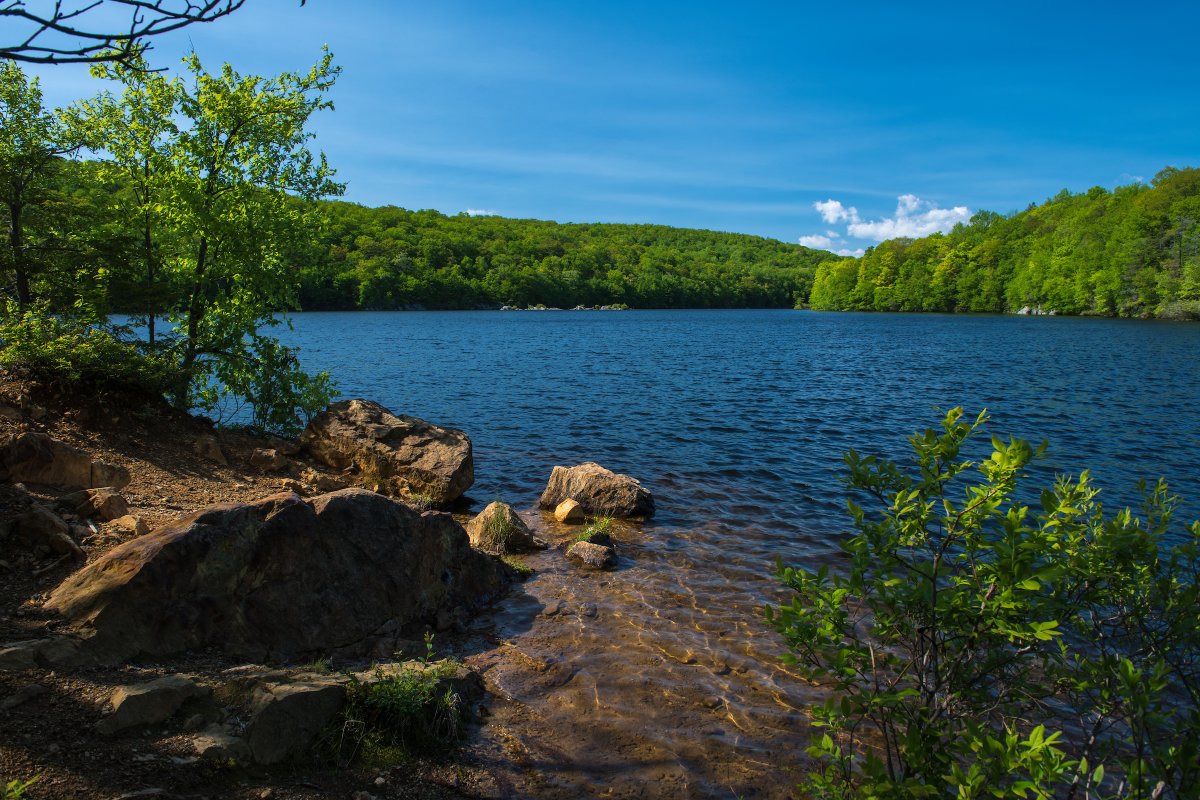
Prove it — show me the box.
[300,399,473,505]
[465,501,541,554]
[538,462,654,518]
[0,431,129,489]
[45,489,510,663]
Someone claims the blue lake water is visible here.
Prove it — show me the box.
[269,309,1200,798]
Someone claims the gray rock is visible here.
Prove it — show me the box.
[246,679,346,764]
[96,675,206,735]
[193,724,251,763]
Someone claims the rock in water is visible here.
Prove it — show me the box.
[45,489,509,663]
[566,541,618,570]
[465,501,541,554]
[300,399,473,505]
[554,498,585,523]
[539,462,654,518]
[0,431,129,489]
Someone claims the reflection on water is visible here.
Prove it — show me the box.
[277,309,1200,797]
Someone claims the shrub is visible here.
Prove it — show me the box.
[334,635,467,762]
[0,305,178,394]
[3,778,38,800]
[767,408,1200,799]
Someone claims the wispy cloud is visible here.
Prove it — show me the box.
[464,208,498,216]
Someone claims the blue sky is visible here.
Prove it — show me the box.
[20,0,1200,253]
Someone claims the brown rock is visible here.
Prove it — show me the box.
[538,462,654,518]
[298,467,347,493]
[249,448,289,473]
[112,514,150,536]
[553,498,585,524]
[45,489,510,663]
[7,505,83,559]
[466,502,540,554]
[566,540,618,570]
[0,431,129,489]
[300,399,473,505]
[193,725,251,763]
[57,487,129,521]
[193,435,227,465]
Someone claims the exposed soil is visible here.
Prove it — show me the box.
[0,374,511,800]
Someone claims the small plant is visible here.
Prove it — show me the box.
[3,777,38,800]
[576,516,614,544]
[303,656,332,674]
[336,634,467,760]
[404,491,437,512]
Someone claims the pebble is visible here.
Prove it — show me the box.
[374,776,386,786]
[579,603,598,618]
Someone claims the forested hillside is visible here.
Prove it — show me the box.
[807,167,1200,319]
[288,202,826,310]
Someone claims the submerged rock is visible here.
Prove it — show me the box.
[539,462,654,518]
[45,489,510,663]
[566,540,618,570]
[301,399,473,505]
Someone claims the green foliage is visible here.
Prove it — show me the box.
[767,408,1200,798]
[2,777,38,800]
[806,170,1200,318]
[576,516,614,544]
[0,304,178,393]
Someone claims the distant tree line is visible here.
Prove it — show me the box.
[808,168,1200,319]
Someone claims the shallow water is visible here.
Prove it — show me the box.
[276,309,1200,797]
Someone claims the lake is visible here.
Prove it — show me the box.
[273,309,1200,798]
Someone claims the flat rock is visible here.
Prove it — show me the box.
[539,462,654,518]
[566,540,618,570]
[96,675,205,735]
[465,501,541,554]
[0,431,129,489]
[45,489,510,663]
[300,399,473,505]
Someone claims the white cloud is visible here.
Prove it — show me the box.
[464,208,498,216]
[798,233,836,248]
[846,194,971,241]
[836,248,866,257]
[814,198,860,225]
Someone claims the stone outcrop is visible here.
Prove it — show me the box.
[465,501,541,554]
[538,462,654,518]
[553,498,585,523]
[566,540,618,570]
[0,431,129,489]
[300,399,473,505]
[57,487,129,521]
[45,489,510,663]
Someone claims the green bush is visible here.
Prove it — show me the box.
[767,408,1200,799]
[0,305,178,394]
[576,516,614,545]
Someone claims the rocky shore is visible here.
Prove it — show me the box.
[0,375,655,799]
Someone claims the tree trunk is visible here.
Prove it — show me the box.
[7,200,30,311]
[172,235,208,409]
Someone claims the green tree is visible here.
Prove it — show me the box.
[0,61,80,309]
[767,409,1200,798]
[158,49,342,425]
